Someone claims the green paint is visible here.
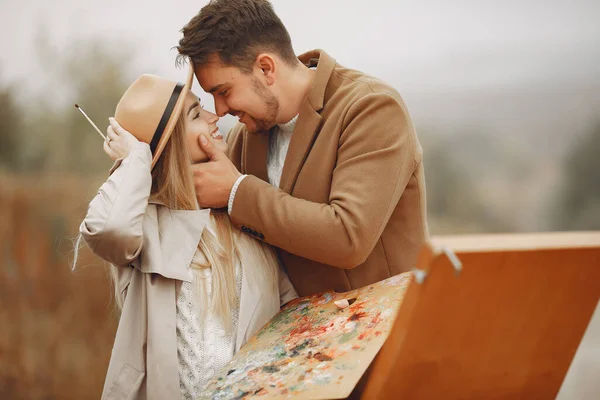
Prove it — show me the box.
[338,330,358,344]
[258,302,312,337]
[275,349,287,359]
[291,339,310,352]
[262,365,280,373]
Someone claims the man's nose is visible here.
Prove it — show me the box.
[214,97,229,118]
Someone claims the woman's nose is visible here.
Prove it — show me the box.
[206,110,219,124]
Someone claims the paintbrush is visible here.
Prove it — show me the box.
[74,104,106,140]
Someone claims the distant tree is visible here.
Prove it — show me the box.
[554,123,600,230]
[0,81,25,170]
[422,132,518,234]
[24,36,137,174]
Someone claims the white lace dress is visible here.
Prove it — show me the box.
[176,250,243,399]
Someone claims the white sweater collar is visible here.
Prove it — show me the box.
[277,114,299,134]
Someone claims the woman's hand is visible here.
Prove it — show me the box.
[103,117,140,161]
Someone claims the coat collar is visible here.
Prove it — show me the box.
[140,206,211,282]
[242,127,270,182]
[298,49,336,112]
[242,49,336,193]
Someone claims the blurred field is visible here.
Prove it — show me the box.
[0,173,115,398]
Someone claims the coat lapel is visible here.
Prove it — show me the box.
[278,105,323,194]
[142,207,211,282]
[242,129,270,182]
[278,49,336,194]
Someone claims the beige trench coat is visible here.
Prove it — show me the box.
[80,142,297,399]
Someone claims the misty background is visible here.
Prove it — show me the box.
[0,0,599,398]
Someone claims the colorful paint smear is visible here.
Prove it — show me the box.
[198,272,413,399]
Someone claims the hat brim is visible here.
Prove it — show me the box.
[150,63,195,169]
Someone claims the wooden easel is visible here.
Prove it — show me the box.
[362,232,600,399]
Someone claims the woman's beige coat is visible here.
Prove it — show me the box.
[80,143,297,399]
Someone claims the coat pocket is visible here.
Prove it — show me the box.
[103,363,144,400]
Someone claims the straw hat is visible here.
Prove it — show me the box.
[115,63,194,168]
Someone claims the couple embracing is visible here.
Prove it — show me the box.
[76,0,428,398]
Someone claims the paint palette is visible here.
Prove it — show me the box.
[199,272,413,399]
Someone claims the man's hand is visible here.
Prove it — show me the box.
[192,134,241,208]
[104,117,140,161]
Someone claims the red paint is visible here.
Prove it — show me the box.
[348,312,367,321]
[289,316,312,336]
[348,301,365,313]
[367,311,382,328]
[289,316,329,338]
[313,352,333,362]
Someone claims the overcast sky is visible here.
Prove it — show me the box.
[1,0,598,94]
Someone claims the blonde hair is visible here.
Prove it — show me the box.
[105,114,278,325]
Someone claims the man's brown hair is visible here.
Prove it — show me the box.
[177,0,297,72]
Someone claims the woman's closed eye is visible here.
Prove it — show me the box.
[192,102,205,120]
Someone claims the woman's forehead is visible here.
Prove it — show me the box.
[185,91,200,103]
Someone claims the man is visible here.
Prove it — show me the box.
[177,0,429,297]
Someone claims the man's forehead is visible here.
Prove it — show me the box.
[193,60,240,92]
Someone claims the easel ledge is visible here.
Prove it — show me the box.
[432,231,600,252]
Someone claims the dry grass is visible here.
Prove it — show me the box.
[0,172,116,399]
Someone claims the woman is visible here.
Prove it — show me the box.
[76,64,297,399]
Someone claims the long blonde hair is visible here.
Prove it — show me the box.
[106,114,278,325]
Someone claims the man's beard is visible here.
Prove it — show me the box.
[244,77,280,133]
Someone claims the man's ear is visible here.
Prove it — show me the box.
[256,53,276,85]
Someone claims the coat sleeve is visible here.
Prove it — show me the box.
[79,142,153,266]
[230,93,417,269]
